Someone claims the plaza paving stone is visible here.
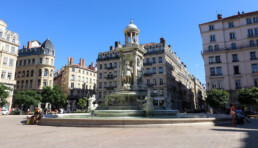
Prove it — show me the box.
[0,115,258,148]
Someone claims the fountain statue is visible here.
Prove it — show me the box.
[143,89,154,116]
[164,94,173,110]
[88,95,98,113]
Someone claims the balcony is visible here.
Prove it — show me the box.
[250,57,258,60]
[143,62,152,66]
[209,61,222,64]
[247,34,258,38]
[144,73,152,76]
[97,55,119,61]
[210,73,223,76]
[202,43,258,54]
[104,86,116,90]
[105,75,116,79]
[107,66,115,70]
[145,50,164,55]
[232,60,239,62]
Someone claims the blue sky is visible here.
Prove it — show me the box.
[0,0,257,85]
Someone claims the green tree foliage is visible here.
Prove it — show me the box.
[77,97,88,110]
[0,84,11,106]
[206,89,230,109]
[41,85,66,109]
[13,90,42,107]
[237,87,258,106]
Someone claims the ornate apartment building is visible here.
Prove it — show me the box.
[54,57,97,111]
[200,11,258,102]
[0,20,19,110]
[97,21,205,111]
[15,39,55,91]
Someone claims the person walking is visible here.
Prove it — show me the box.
[230,103,236,126]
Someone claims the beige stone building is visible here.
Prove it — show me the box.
[200,11,258,102]
[97,21,205,111]
[0,20,19,110]
[15,39,55,91]
[54,57,97,111]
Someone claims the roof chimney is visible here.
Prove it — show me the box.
[242,11,245,14]
[217,14,222,20]
[27,41,32,49]
[110,46,114,51]
[23,45,26,49]
[168,45,171,48]
[68,57,74,65]
[238,11,241,15]
[160,37,166,44]
[115,41,119,49]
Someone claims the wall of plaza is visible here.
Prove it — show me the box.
[200,11,258,102]
[0,19,19,110]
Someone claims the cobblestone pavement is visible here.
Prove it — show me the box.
[0,115,257,148]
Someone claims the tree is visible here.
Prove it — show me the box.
[0,84,11,106]
[77,97,88,110]
[206,89,230,110]
[237,87,258,111]
[41,85,66,109]
[13,90,42,110]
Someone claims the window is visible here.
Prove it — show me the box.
[248,29,253,37]
[208,45,213,51]
[249,40,255,47]
[255,28,258,36]
[104,64,107,69]
[146,58,150,63]
[254,17,258,23]
[40,58,42,64]
[147,79,150,85]
[160,79,163,85]
[44,69,48,76]
[153,78,156,85]
[30,80,33,88]
[21,80,24,88]
[72,68,75,72]
[78,76,81,81]
[19,60,22,66]
[3,57,8,66]
[22,71,25,77]
[211,81,216,89]
[159,67,163,74]
[31,70,34,77]
[114,62,117,68]
[228,22,234,28]
[250,52,256,60]
[26,70,29,77]
[255,79,258,87]
[234,66,240,74]
[25,80,28,88]
[231,43,236,49]
[232,54,238,62]
[51,59,54,65]
[43,79,47,87]
[252,64,258,73]
[99,92,102,98]
[11,47,15,54]
[210,68,215,76]
[246,18,252,24]
[210,35,215,42]
[7,72,12,80]
[99,82,102,89]
[24,60,26,66]
[38,69,42,76]
[159,57,162,63]
[146,68,150,74]
[215,56,221,63]
[216,67,222,75]
[28,59,31,65]
[45,58,49,64]
[152,58,156,64]
[71,75,75,81]
[230,32,235,39]
[5,44,9,52]
[50,70,53,77]
[235,80,241,89]
[218,80,224,89]
[18,71,21,78]
[100,64,102,69]
[152,67,156,74]
[214,45,219,51]
[32,59,35,65]
[71,83,74,88]
[38,79,41,87]
[17,81,20,88]
[209,25,214,31]
[209,57,214,64]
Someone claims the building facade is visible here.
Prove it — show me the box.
[97,21,206,111]
[54,57,97,111]
[15,39,55,91]
[0,20,19,110]
[200,11,258,102]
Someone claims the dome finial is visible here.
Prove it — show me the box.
[130,19,133,24]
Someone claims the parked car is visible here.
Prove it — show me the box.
[1,108,9,115]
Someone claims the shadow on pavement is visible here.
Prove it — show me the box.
[212,119,258,148]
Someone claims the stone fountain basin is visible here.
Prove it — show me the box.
[39,113,232,128]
